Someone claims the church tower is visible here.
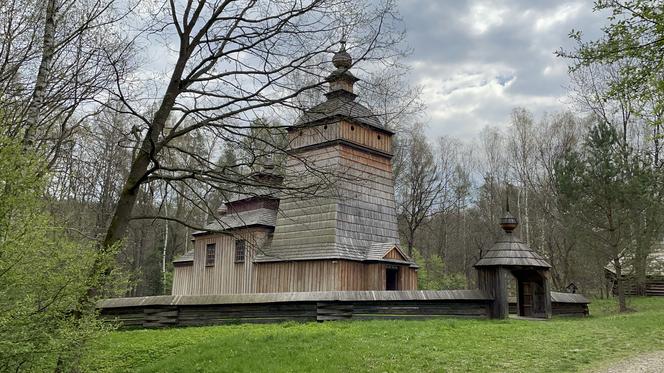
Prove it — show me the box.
[253,42,417,292]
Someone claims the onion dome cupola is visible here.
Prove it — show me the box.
[474,197,551,268]
[327,40,359,97]
[293,41,391,135]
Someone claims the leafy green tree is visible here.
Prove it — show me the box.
[0,135,118,371]
[561,1,664,114]
[412,249,466,290]
[555,121,657,311]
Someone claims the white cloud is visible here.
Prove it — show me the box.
[463,2,509,35]
[398,0,604,140]
[534,2,584,32]
[411,62,566,139]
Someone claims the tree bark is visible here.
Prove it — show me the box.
[613,257,628,312]
[101,52,188,251]
[25,0,57,147]
[634,215,648,296]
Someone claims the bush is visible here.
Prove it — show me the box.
[0,136,113,371]
[412,249,467,290]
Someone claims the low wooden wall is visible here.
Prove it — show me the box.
[99,290,492,329]
[508,292,590,317]
[99,290,590,329]
[551,292,590,316]
[611,278,664,297]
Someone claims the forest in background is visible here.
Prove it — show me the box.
[1,0,663,370]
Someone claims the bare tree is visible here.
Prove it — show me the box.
[507,108,536,245]
[395,125,442,256]
[0,0,132,165]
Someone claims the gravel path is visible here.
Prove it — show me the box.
[589,351,664,373]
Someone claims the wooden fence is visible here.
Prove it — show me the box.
[98,290,588,329]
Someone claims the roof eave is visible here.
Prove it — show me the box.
[193,224,275,237]
[291,114,394,135]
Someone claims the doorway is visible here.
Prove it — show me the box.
[518,281,533,316]
[513,270,548,318]
[386,266,399,290]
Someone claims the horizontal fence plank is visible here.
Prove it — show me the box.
[99,290,588,329]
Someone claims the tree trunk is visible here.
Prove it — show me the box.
[614,258,628,312]
[25,0,57,147]
[162,200,169,294]
[634,217,648,296]
[101,57,186,251]
[101,149,154,250]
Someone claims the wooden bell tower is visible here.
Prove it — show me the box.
[474,199,552,319]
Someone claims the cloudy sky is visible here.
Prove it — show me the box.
[397,0,608,140]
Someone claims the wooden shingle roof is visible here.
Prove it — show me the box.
[294,41,390,134]
[195,208,277,235]
[550,292,590,304]
[474,232,551,268]
[475,210,551,269]
[255,151,411,264]
[173,250,194,263]
[295,93,388,132]
[98,289,492,308]
[605,243,664,277]
[365,243,410,262]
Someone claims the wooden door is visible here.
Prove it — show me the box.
[519,281,533,317]
[532,282,546,317]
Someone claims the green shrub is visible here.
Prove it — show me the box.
[0,136,114,371]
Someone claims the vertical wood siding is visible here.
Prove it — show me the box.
[399,266,418,290]
[289,122,341,149]
[339,121,392,154]
[383,248,405,261]
[288,120,392,156]
[338,261,367,290]
[171,228,271,295]
[176,257,418,294]
[365,263,386,290]
[255,260,339,292]
[254,260,417,293]
[172,265,193,295]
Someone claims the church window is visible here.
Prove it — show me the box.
[235,240,246,263]
[205,244,216,267]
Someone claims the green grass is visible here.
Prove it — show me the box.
[83,297,664,373]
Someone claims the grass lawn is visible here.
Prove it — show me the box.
[83,297,664,373]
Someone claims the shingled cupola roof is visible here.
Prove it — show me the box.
[294,41,390,133]
[474,197,551,268]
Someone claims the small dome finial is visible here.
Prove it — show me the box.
[332,39,352,69]
[500,191,518,233]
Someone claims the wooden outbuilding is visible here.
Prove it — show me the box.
[475,205,553,319]
[605,244,664,296]
[171,42,418,295]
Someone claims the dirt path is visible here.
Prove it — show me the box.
[589,351,664,373]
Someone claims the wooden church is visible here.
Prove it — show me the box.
[171,43,418,295]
